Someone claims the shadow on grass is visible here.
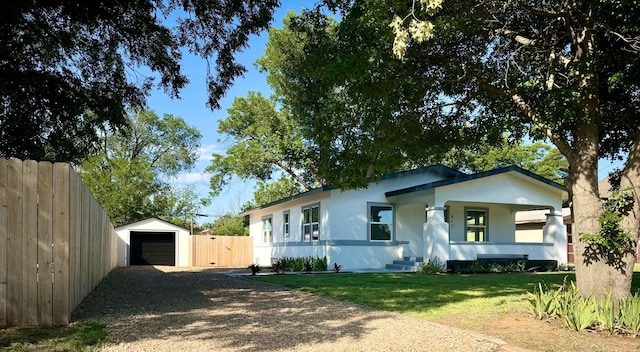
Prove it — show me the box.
[253,272,640,317]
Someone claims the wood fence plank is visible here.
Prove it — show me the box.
[37,162,53,325]
[0,159,8,327]
[79,183,89,298]
[22,160,38,325]
[52,163,70,325]
[68,170,82,310]
[6,159,23,326]
[190,235,253,267]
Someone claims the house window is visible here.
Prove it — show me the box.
[262,215,273,243]
[466,208,487,242]
[302,203,319,241]
[369,203,393,241]
[283,211,290,238]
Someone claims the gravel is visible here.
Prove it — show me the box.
[71,266,520,352]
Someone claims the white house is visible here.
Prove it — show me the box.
[242,165,569,271]
[115,217,191,267]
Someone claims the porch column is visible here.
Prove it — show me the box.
[424,207,450,262]
[543,210,568,265]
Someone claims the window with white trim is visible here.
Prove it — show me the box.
[262,215,273,243]
[465,208,487,242]
[369,203,393,241]
[283,210,290,238]
[302,203,319,241]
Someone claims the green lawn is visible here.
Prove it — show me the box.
[0,321,105,352]
[252,272,640,321]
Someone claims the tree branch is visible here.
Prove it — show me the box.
[476,80,575,160]
[494,28,537,47]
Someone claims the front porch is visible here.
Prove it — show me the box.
[386,166,570,267]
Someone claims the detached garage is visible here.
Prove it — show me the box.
[115,218,190,267]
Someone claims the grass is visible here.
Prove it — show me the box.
[0,321,106,352]
[252,271,640,352]
[253,272,583,321]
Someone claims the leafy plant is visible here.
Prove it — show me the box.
[464,260,489,273]
[280,256,327,272]
[619,293,640,337]
[528,282,560,320]
[419,257,446,274]
[597,291,619,334]
[304,260,313,274]
[333,262,343,273]
[580,188,636,267]
[247,264,261,275]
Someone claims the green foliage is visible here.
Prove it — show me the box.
[0,1,279,163]
[242,177,306,210]
[528,279,640,335]
[557,282,598,331]
[207,91,320,200]
[528,282,560,320]
[619,293,640,337]
[419,257,446,274]
[279,256,328,272]
[208,214,249,236]
[597,291,619,334]
[443,136,568,183]
[0,321,106,351]
[78,109,207,227]
[581,188,636,266]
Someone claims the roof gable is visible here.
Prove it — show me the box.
[115,217,189,231]
[386,165,567,198]
[241,164,462,214]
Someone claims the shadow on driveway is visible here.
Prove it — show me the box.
[71,266,508,352]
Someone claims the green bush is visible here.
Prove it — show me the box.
[419,257,446,274]
[279,256,328,272]
[619,293,640,337]
[529,279,640,335]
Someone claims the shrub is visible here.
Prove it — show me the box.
[619,293,640,337]
[279,256,328,272]
[419,257,446,274]
[528,278,640,336]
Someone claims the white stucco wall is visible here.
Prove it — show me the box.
[115,218,191,267]
[245,169,451,269]
[244,168,568,269]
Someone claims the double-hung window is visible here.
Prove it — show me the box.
[283,211,290,238]
[262,215,273,243]
[369,203,393,241]
[302,204,319,241]
[465,208,487,242]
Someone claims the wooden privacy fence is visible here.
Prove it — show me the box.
[0,159,118,327]
[191,235,253,267]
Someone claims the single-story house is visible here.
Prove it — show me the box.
[115,217,191,267]
[242,165,569,271]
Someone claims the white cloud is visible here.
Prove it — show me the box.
[197,143,225,162]
[170,172,210,184]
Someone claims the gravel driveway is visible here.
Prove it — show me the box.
[71,266,519,352]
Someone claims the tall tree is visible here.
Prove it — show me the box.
[285,0,639,299]
[78,110,207,226]
[0,0,279,163]
[207,91,321,197]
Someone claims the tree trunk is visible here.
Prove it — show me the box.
[619,134,640,293]
[568,125,634,301]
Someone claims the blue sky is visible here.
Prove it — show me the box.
[145,1,624,223]
[146,1,318,222]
